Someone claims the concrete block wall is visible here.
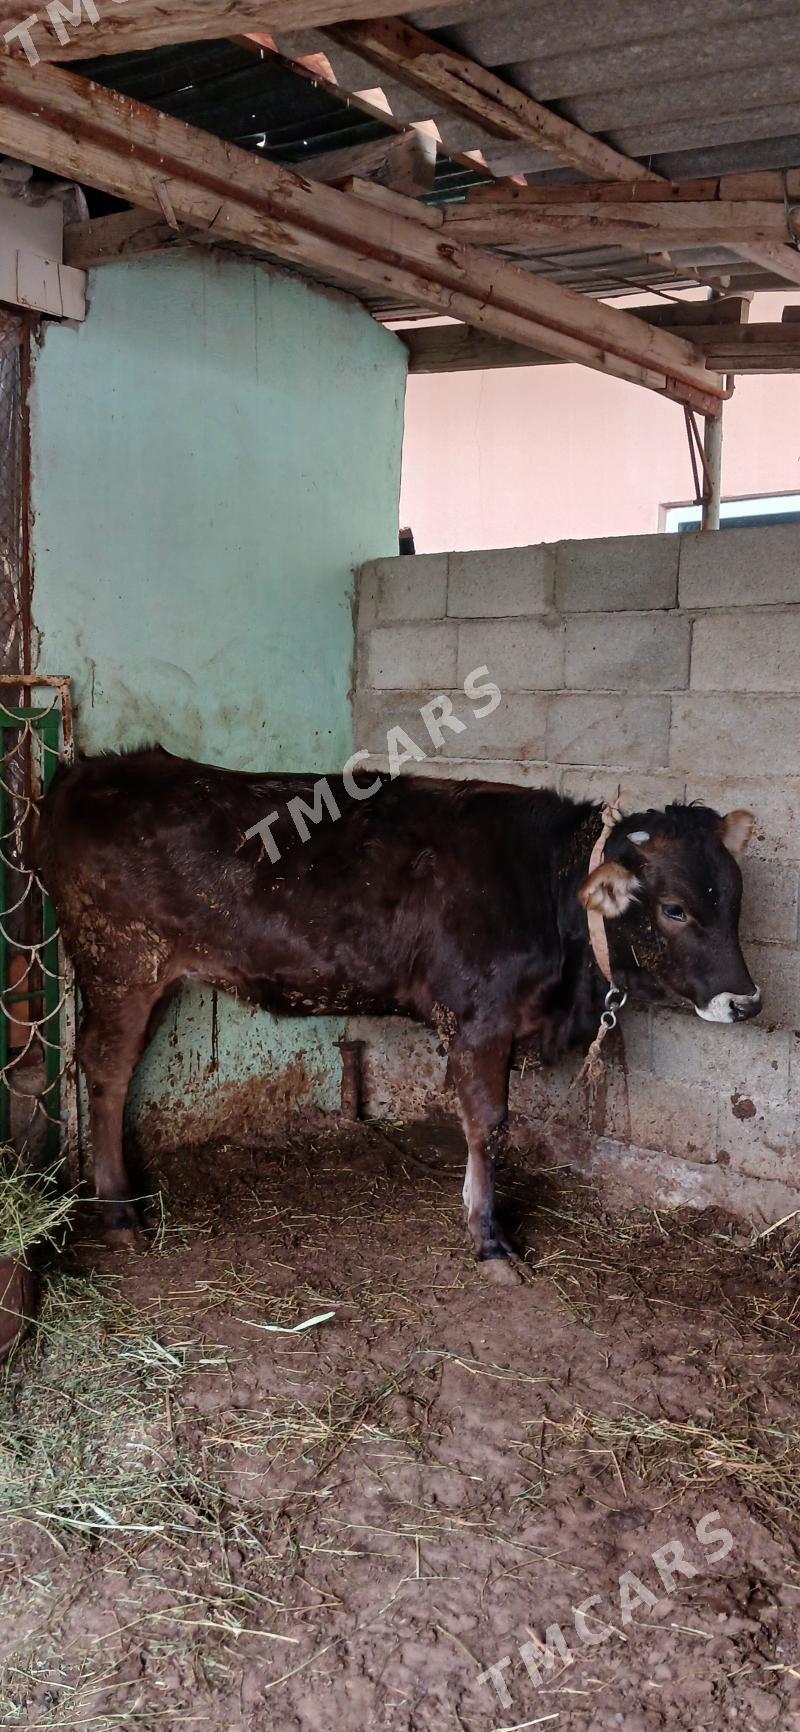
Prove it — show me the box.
[351,523,800,1222]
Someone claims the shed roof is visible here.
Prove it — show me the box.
[71,3,800,312]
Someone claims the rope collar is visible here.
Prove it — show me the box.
[585,799,622,987]
[584,798,629,1068]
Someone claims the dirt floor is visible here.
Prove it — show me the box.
[2,1123,800,1731]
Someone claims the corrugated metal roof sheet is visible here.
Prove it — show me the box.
[281,0,800,181]
[76,39,483,200]
[76,4,800,318]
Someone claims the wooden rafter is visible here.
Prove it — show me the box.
[0,0,458,61]
[0,54,724,414]
[325,19,800,289]
[324,18,655,185]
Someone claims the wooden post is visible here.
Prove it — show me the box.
[701,404,723,531]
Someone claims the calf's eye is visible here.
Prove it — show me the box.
[661,903,687,923]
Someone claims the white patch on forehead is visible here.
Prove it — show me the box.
[628,830,650,845]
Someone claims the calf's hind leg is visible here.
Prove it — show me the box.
[78,984,166,1244]
[451,1035,518,1275]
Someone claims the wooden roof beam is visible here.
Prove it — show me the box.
[403,315,800,377]
[0,0,459,62]
[0,54,724,416]
[465,169,800,206]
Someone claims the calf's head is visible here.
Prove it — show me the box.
[579,804,761,1024]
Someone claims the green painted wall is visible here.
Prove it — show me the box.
[30,252,406,1137]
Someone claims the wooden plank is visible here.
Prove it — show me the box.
[340,177,443,227]
[734,239,800,288]
[0,54,724,415]
[0,247,85,318]
[324,18,662,186]
[467,169,800,206]
[403,304,750,372]
[0,0,458,62]
[403,317,800,376]
[300,127,437,193]
[443,199,792,250]
[63,208,188,267]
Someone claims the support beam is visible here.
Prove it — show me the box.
[702,408,723,531]
[0,55,724,415]
[299,126,436,193]
[401,312,800,377]
[0,0,458,62]
[465,169,800,206]
[442,199,794,251]
[327,20,800,288]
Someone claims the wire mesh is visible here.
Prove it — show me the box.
[0,312,25,679]
[0,686,76,1172]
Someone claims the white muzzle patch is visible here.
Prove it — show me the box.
[695,989,761,1024]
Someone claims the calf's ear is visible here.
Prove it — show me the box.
[579,861,640,919]
[720,809,754,859]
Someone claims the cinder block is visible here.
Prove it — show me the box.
[691,609,800,693]
[357,561,380,633]
[740,857,799,945]
[367,623,458,690]
[359,554,448,623]
[510,1047,632,1134]
[716,1092,800,1184]
[650,1009,790,1102]
[546,694,671,768]
[617,1007,653,1072]
[363,755,557,789]
[683,776,800,862]
[745,942,800,1028]
[561,768,686,814]
[606,1068,720,1164]
[354,688,549,762]
[349,1016,447,1119]
[447,545,555,617]
[679,522,800,609]
[565,612,690,691]
[670,697,800,777]
[555,533,679,613]
[457,617,564,691]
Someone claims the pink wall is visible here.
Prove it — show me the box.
[400,294,800,550]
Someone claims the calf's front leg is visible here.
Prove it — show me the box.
[451,1035,516,1269]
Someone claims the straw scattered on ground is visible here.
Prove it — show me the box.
[1,1126,799,1730]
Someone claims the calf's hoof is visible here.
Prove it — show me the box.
[480,1250,526,1286]
[101,1200,148,1251]
[0,1256,36,1361]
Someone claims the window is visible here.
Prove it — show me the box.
[662,491,800,533]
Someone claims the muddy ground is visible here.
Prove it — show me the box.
[2,1123,800,1731]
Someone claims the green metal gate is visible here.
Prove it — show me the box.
[0,676,76,1170]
